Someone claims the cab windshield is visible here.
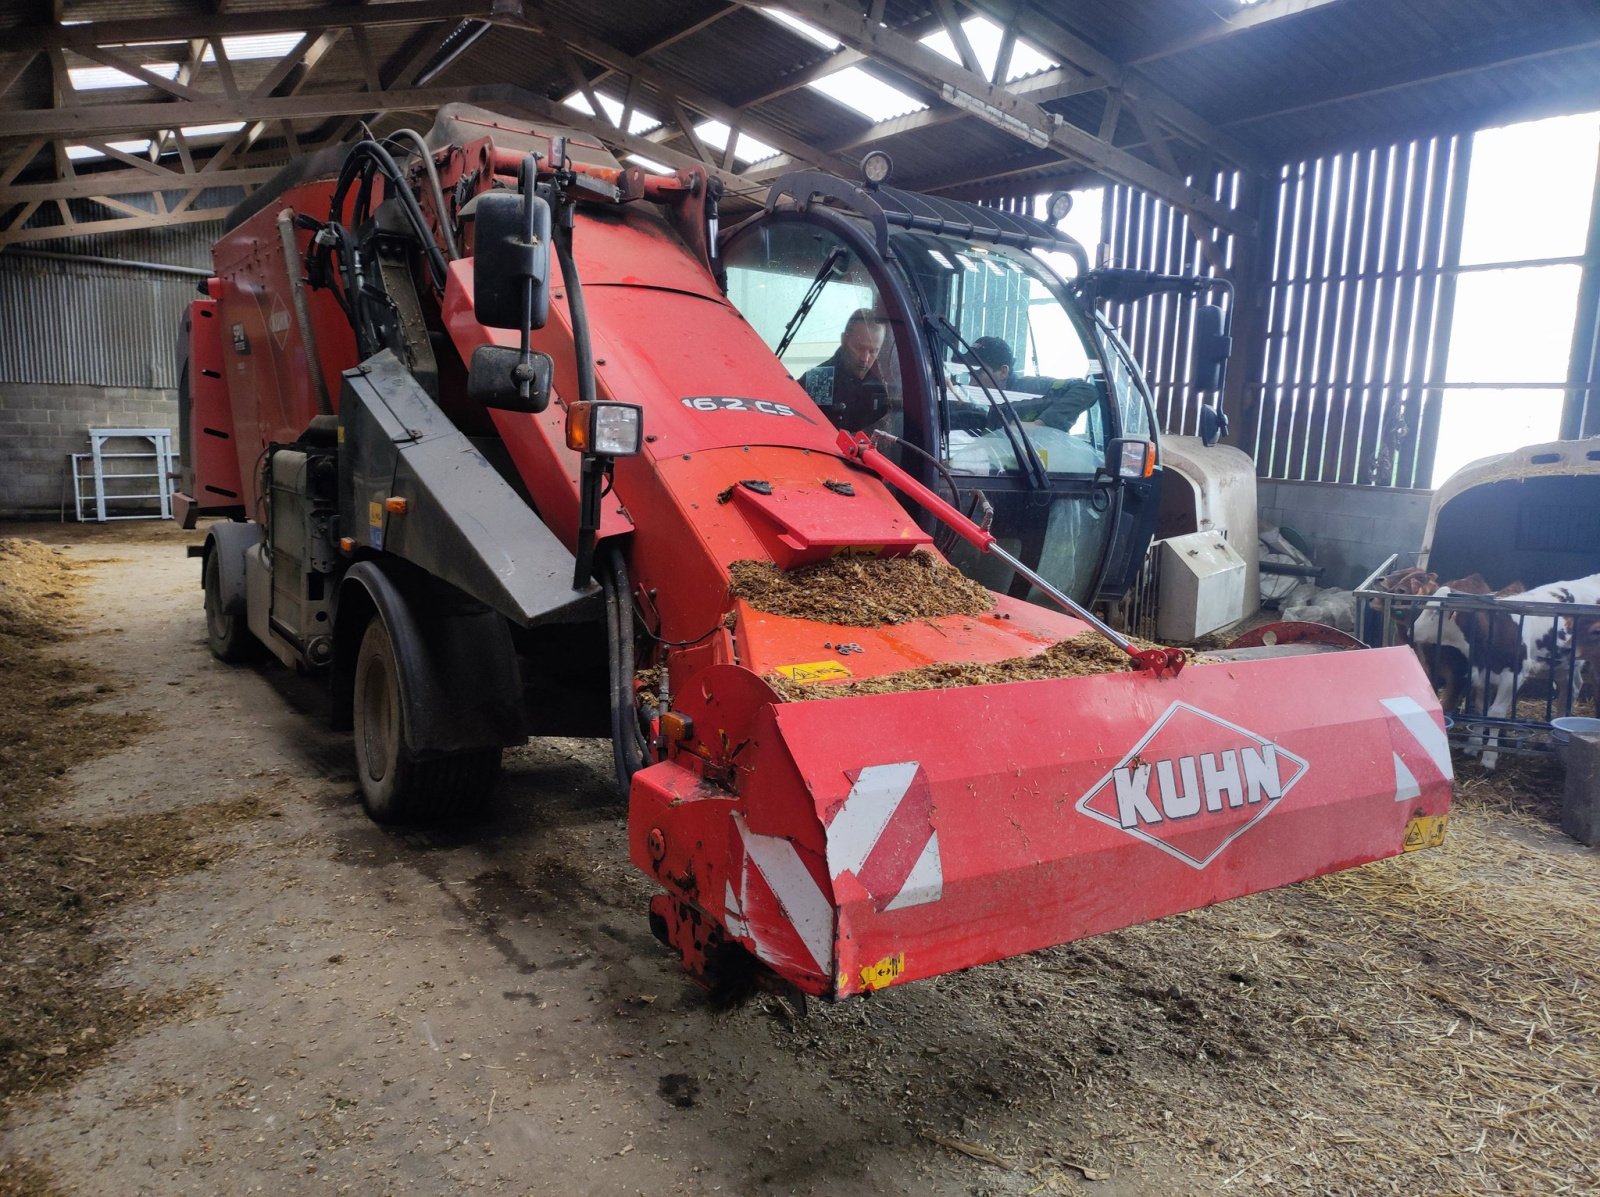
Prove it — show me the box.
[887,229,1111,478]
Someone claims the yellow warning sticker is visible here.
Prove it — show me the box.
[368,500,383,527]
[859,953,906,992]
[774,660,852,684]
[1402,814,1448,852]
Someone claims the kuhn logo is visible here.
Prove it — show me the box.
[1076,701,1308,869]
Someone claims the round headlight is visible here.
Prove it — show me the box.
[860,150,894,187]
[1045,191,1074,223]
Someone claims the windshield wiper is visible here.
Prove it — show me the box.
[774,246,846,361]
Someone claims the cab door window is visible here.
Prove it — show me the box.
[892,232,1110,477]
[723,222,903,433]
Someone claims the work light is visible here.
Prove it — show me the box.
[566,401,644,457]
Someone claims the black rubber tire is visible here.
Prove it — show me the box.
[351,616,501,824]
[203,550,256,663]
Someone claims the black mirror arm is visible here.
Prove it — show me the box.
[517,152,542,405]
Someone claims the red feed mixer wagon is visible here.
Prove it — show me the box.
[175,104,1452,1001]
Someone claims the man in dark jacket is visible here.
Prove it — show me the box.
[799,309,891,431]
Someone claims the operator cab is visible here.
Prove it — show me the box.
[720,172,1176,605]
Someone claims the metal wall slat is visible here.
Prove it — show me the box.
[1297,156,1339,479]
[1281,158,1321,480]
[1254,163,1296,467]
[1331,149,1377,483]
[1395,137,1456,487]
[0,255,196,389]
[1410,136,1472,487]
[1373,138,1434,485]
[1309,153,1353,483]
[1354,143,1408,483]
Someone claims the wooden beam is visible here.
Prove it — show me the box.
[728,0,1250,234]
[505,4,850,175]
[0,85,484,139]
[9,2,497,57]
[70,44,203,102]
[587,3,739,94]
[0,52,40,100]
[1132,0,1346,66]
[743,64,1097,181]
[963,0,1266,172]
[209,37,239,101]
[2,203,234,243]
[0,140,47,189]
[1223,28,1600,128]
[931,0,983,76]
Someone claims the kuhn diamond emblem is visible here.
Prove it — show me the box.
[1076,701,1309,869]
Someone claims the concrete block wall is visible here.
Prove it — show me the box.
[1257,478,1433,590]
[0,382,178,519]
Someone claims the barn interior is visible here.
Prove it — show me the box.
[2,3,1599,1194]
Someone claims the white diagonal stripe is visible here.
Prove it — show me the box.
[883,832,943,911]
[723,879,748,939]
[826,760,920,879]
[1392,752,1421,803]
[736,817,834,975]
[1381,696,1453,778]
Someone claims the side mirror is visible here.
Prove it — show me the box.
[473,190,552,331]
[1199,404,1230,447]
[1106,437,1156,479]
[468,344,552,413]
[1191,302,1231,393]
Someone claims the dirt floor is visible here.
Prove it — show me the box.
[1,521,1597,1197]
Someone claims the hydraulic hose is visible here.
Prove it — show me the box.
[386,127,460,262]
[602,545,647,798]
[328,139,449,292]
[553,214,597,408]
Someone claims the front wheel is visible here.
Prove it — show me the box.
[352,616,500,824]
[203,550,256,662]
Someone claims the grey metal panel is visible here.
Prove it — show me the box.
[0,250,203,387]
[339,350,603,628]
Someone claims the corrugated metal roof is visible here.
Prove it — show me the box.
[3,0,1598,231]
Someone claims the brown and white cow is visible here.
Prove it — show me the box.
[1455,573,1600,769]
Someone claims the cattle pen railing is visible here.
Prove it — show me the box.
[1356,555,1600,757]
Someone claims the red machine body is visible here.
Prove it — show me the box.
[183,106,1453,1001]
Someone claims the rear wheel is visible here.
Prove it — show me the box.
[203,550,255,662]
[352,615,500,824]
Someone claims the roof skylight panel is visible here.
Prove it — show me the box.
[67,63,179,90]
[561,91,665,136]
[761,9,842,50]
[65,138,154,161]
[693,120,780,165]
[203,34,311,63]
[807,65,928,122]
[920,16,1058,81]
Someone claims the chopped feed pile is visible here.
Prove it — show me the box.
[0,538,80,647]
[0,538,263,1111]
[729,550,993,626]
[768,633,1136,701]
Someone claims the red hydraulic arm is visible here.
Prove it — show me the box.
[837,430,1187,677]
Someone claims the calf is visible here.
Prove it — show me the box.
[1569,614,1600,717]
[1456,573,1600,769]
[1369,566,1439,643]
[1409,574,1494,715]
